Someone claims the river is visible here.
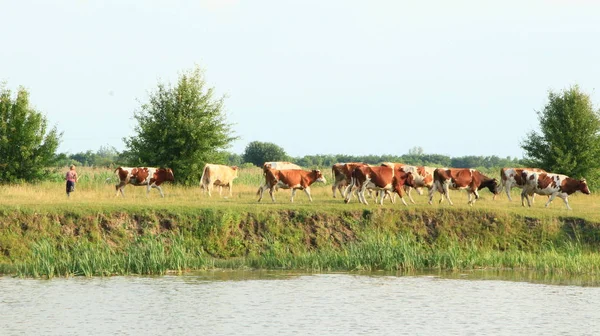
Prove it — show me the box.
[1,270,600,335]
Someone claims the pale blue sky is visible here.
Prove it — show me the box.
[1,0,599,158]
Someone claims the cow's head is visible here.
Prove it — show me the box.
[488,178,501,195]
[579,179,591,195]
[231,166,239,178]
[156,168,175,182]
[313,170,327,184]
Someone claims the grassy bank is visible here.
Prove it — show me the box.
[1,206,600,278]
[1,166,599,278]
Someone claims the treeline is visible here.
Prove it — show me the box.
[56,147,523,172]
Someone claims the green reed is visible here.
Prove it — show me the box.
[4,205,600,278]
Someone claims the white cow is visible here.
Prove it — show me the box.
[200,164,239,197]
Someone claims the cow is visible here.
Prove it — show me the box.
[344,165,415,206]
[428,168,500,206]
[331,162,369,198]
[114,167,175,198]
[258,162,303,193]
[520,171,590,210]
[380,163,435,203]
[498,167,547,201]
[257,169,326,202]
[200,164,239,197]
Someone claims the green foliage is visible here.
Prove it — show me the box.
[0,85,62,183]
[522,86,600,187]
[292,153,520,171]
[65,145,120,167]
[123,65,237,185]
[243,141,289,166]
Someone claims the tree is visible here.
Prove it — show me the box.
[123,66,237,185]
[521,85,600,187]
[0,85,61,183]
[243,141,288,166]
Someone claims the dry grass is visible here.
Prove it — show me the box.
[1,166,598,222]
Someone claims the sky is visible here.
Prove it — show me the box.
[1,0,600,159]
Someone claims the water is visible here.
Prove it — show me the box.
[1,271,600,336]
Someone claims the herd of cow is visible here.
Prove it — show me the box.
[112,161,591,210]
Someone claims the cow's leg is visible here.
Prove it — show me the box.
[400,194,408,206]
[151,184,165,198]
[468,188,479,205]
[560,195,572,210]
[387,190,395,204]
[304,187,313,202]
[358,184,368,205]
[207,182,213,197]
[521,189,532,207]
[378,190,385,205]
[257,184,266,202]
[344,178,356,203]
[544,193,557,208]
[443,182,453,206]
[228,183,233,197]
[428,182,437,205]
[504,181,513,201]
[115,181,127,197]
[405,186,416,204]
[340,182,349,198]
[290,188,297,203]
[269,186,276,202]
[332,182,339,198]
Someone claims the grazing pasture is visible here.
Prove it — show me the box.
[2,166,596,220]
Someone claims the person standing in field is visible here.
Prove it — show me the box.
[66,165,78,197]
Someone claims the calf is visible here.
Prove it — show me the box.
[114,167,175,198]
[200,164,239,197]
[257,169,327,202]
[498,167,546,201]
[521,171,590,210]
[344,165,415,206]
[428,168,500,206]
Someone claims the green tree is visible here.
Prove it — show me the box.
[0,85,61,183]
[243,141,288,166]
[123,66,237,185]
[521,85,600,187]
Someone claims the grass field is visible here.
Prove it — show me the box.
[1,166,597,222]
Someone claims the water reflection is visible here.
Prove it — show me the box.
[2,270,600,336]
[185,268,600,287]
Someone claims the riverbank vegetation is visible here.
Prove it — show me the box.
[1,167,599,278]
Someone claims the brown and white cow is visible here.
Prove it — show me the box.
[520,171,590,210]
[380,163,435,203]
[331,162,369,198]
[259,162,303,193]
[200,164,239,197]
[257,169,327,202]
[344,165,415,206]
[114,167,175,197]
[498,167,547,201]
[428,168,500,206]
